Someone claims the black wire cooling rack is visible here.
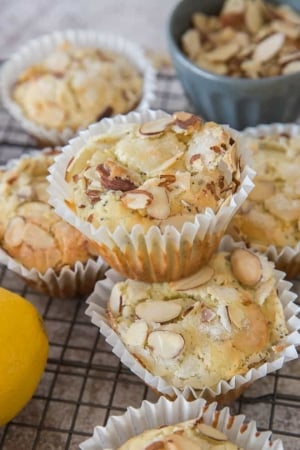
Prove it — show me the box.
[0,72,299,450]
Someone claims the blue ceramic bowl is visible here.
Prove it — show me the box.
[167,0,300,129]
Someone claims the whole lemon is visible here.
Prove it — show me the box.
[0,287,48,426]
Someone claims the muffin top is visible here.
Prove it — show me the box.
[12,42,143,131]
[107,248,287,391]
[65,112,242,233]
[0,150,98,273]
[117,419,241,450]
[229,132,300,250]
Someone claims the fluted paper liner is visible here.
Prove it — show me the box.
[1,29,156,145]
[85,237,300,401]
[48,109,255,282]
[79,395,284,450]
[0,151,109,298]
[242,123,300,279]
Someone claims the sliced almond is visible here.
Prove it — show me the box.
[227,304,245,329]
[158,174,176,188]
[22,223,54,249]
[196,58,228,76]
[220,0,245,26]
[276,5,300,25]
[149,151,184,175]
[145,442,165,450]
[197,423,228,441]
[272,20,300,39]
[219,305,232,332]
[221,0,245,15]
[240,59,261,78]
[165,433,202,450]
[253,32,285,63]
[109,284,123,315]
[147,330,184,359]
[264,193,300,221]
[282,60,300,75]
[182,29,202,59]
[139,117,174,136]
[97,162,137,192]
[201,307,216,322]
[279,51,300,65]
[121,189,153,210]
[172,111,202,130]
[230,248,262,287]
[136,300,181,323]
[192,12,208,32]
[124,320,148,347]
[4,216,25,247]
[248,180,275,202]
[146,186,170,220]
[170,266,214,291]
[205,42,240,62]
[245,0,264,34]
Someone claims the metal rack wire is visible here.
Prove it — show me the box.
[0,72,299,450]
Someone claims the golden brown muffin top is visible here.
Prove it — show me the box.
[65,112,242,233]
[12,42,143,131]
[0,150,98,273]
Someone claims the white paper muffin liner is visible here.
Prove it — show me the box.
[242,123,300,279]
[0,150,109,298]
[79,395,284,450]
[0,248,108,298]
[48,109,255,282]
[85,237,300,401]
[0,29,156,145]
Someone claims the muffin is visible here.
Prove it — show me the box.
[86,238,299,402]
[49,109,254,282]
[12,42,143,132]
[228,123,300,277]
[80,383,284,450]
[1,30,155,145]
[0,149,107,297]
[107,248,287,393]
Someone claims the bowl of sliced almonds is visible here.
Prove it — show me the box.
[168,0,300,129]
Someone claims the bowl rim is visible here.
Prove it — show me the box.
[167,0,300,86]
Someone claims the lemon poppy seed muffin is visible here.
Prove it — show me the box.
[107,248,287,392]
[65,112,241,232]
[229,131,300,251]
[12,42,143,132]
[117,419,242,450]
[51,109,252,281]
[0,150,99,274]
